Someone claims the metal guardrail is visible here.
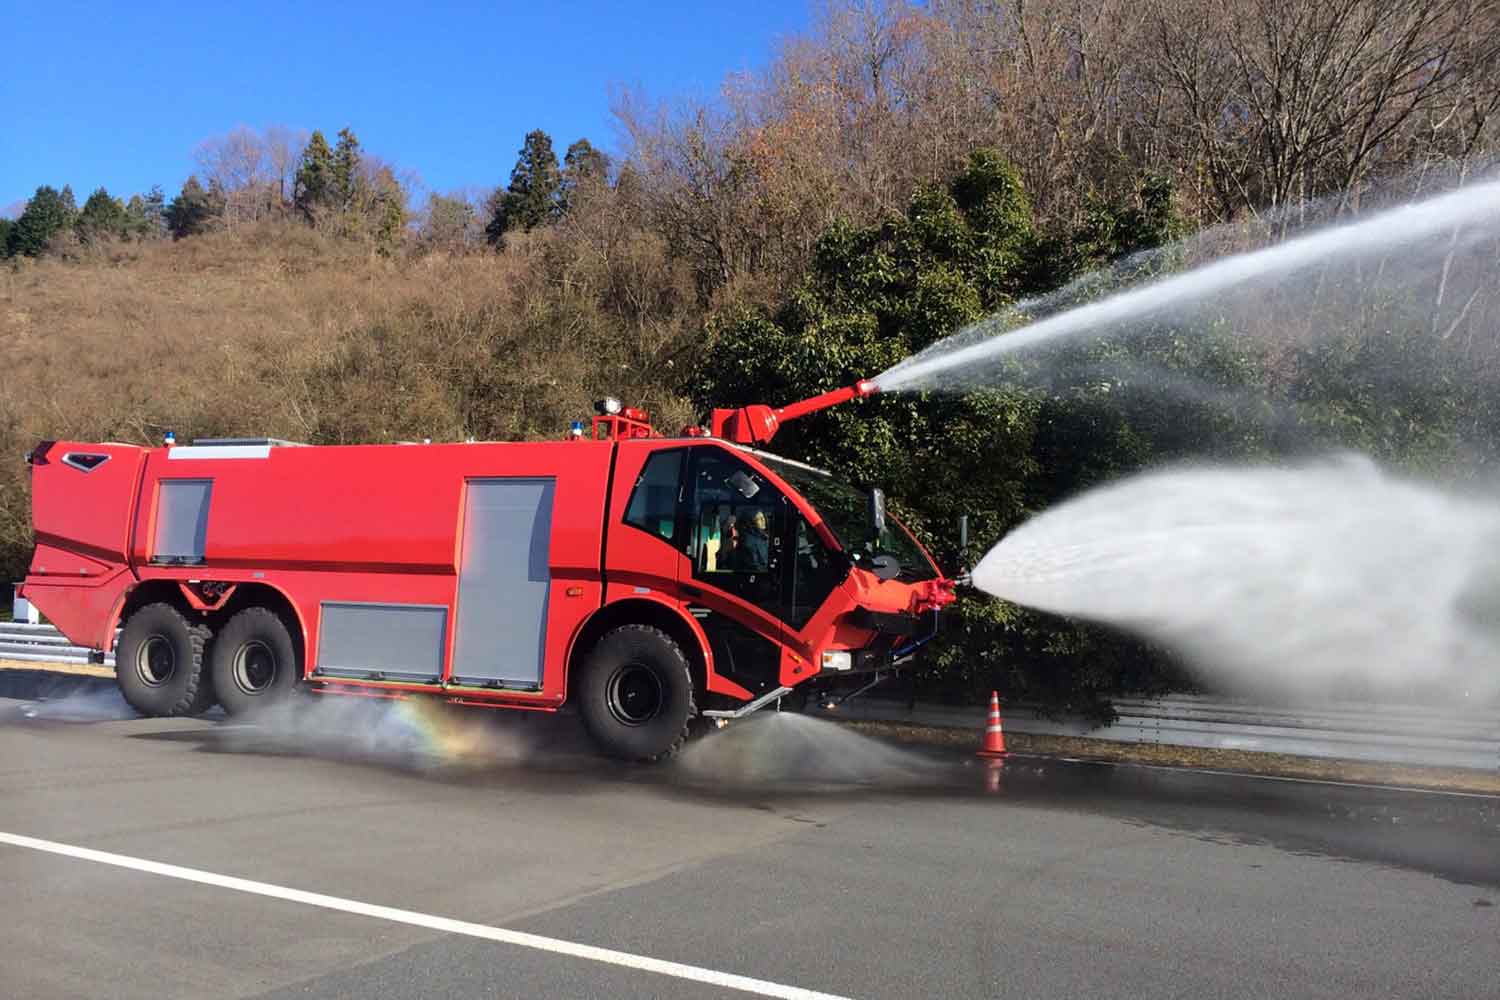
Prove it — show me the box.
[820,694,1500,772]
[0,623,115,668]
[4,622,1498,771]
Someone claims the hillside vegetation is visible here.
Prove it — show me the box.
[5,0,1500,709]
[0,222,698,576]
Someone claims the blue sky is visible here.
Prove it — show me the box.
[1,0,810,215]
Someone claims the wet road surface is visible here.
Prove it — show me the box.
[0,679,1496,999]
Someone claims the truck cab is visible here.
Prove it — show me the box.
[612,439,944,695]
[557,433,952,760]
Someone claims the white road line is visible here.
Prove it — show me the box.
[0,831,851,1000]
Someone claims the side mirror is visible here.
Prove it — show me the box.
[868,487,887,540]
[869,553,901,581]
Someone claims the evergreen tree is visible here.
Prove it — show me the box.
[124,194,148,236]
[694,152,1212,709]
[121,186,167,239]
[332,127,362,211]
[76,187,131,243]
[164,176,223,239]
[294,130,335,218]
[560,138,610,214]
[7,185,77,257]
[373,178,406,254]
[485,129,562,245]
[0,217,11,257]
[141,185,167,237]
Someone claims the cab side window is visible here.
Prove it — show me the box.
[688,449,785,613]
[623,450,684,543]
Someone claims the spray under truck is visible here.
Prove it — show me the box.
[20,382,954,760]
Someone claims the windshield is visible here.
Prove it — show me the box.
[753,452,939,582]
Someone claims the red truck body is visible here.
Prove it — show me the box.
[22,390,952,758]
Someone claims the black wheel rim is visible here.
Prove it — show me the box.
[606,664,664,727]
[232,640,277,695]
[135,635,175,687]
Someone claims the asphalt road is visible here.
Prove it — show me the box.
[0,678,1496,999]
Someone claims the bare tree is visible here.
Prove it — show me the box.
[264,124,309,210]
[419,192,477,250]
[930,0,1159,221]
[195,126,268,226]
[614,88,752,295]
[1147,0,1500,221]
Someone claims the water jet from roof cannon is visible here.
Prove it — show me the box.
[869,177,1500,394]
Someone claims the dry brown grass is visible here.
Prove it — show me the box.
[0,221,701,579]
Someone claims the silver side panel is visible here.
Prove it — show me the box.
[167,444,271,460]
[154,479,213,562]
[317,602,448,681]
[450,478,555,687]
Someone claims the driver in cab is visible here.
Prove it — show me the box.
[721,510,769,573]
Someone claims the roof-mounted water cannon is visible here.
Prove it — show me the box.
[710,379,879,445]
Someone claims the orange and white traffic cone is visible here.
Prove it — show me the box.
[977,691,1007,759]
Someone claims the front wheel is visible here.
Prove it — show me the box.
[209,607,302,716]
[576,625,696,762]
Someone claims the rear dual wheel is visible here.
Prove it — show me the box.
[210,606,301,716]
[116,603,216,717]
[114,603,300,718]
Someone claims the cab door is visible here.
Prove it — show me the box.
[678,446,791,697]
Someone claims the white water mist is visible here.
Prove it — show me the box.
[217,696,531,770]
[972,457,1500,703]
[672,713,942,788]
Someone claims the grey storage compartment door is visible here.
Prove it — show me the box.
[450,478,555,687]
[318,602,447,682]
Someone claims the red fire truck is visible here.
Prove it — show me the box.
[20,382,954,760]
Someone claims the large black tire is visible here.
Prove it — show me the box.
[209,606,302,717]
[115,602,215,717]
[576,625,697,762]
